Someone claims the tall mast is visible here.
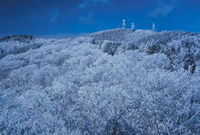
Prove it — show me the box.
[131,23,135,31]
[152,23,156,32]
[122,19,126,29]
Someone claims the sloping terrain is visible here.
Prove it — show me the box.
[0,30,200,135]
[0,35,35,42]
[91,29,200,73]
[0,35,44,59]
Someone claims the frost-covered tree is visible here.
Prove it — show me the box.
[0,30,200,134]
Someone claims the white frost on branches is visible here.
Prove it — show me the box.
[0,30,200,134]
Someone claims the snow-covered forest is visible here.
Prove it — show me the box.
[0,29,200,134]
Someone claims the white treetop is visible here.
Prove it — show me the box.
[122,19,126,29]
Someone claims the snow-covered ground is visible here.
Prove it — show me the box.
[0,29,200,134]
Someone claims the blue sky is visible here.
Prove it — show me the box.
[0,0,200,37]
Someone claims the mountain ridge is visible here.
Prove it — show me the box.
[0,29,200,134]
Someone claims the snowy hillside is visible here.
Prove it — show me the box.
[91,29,200,73]
[0,30,200,134]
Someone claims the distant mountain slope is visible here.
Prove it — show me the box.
[90,29,199,44]
[90,29,154,42]
[89,29,200,73]
[0,35,35,43]
[0,35,46,59]
[0,30,200,135]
